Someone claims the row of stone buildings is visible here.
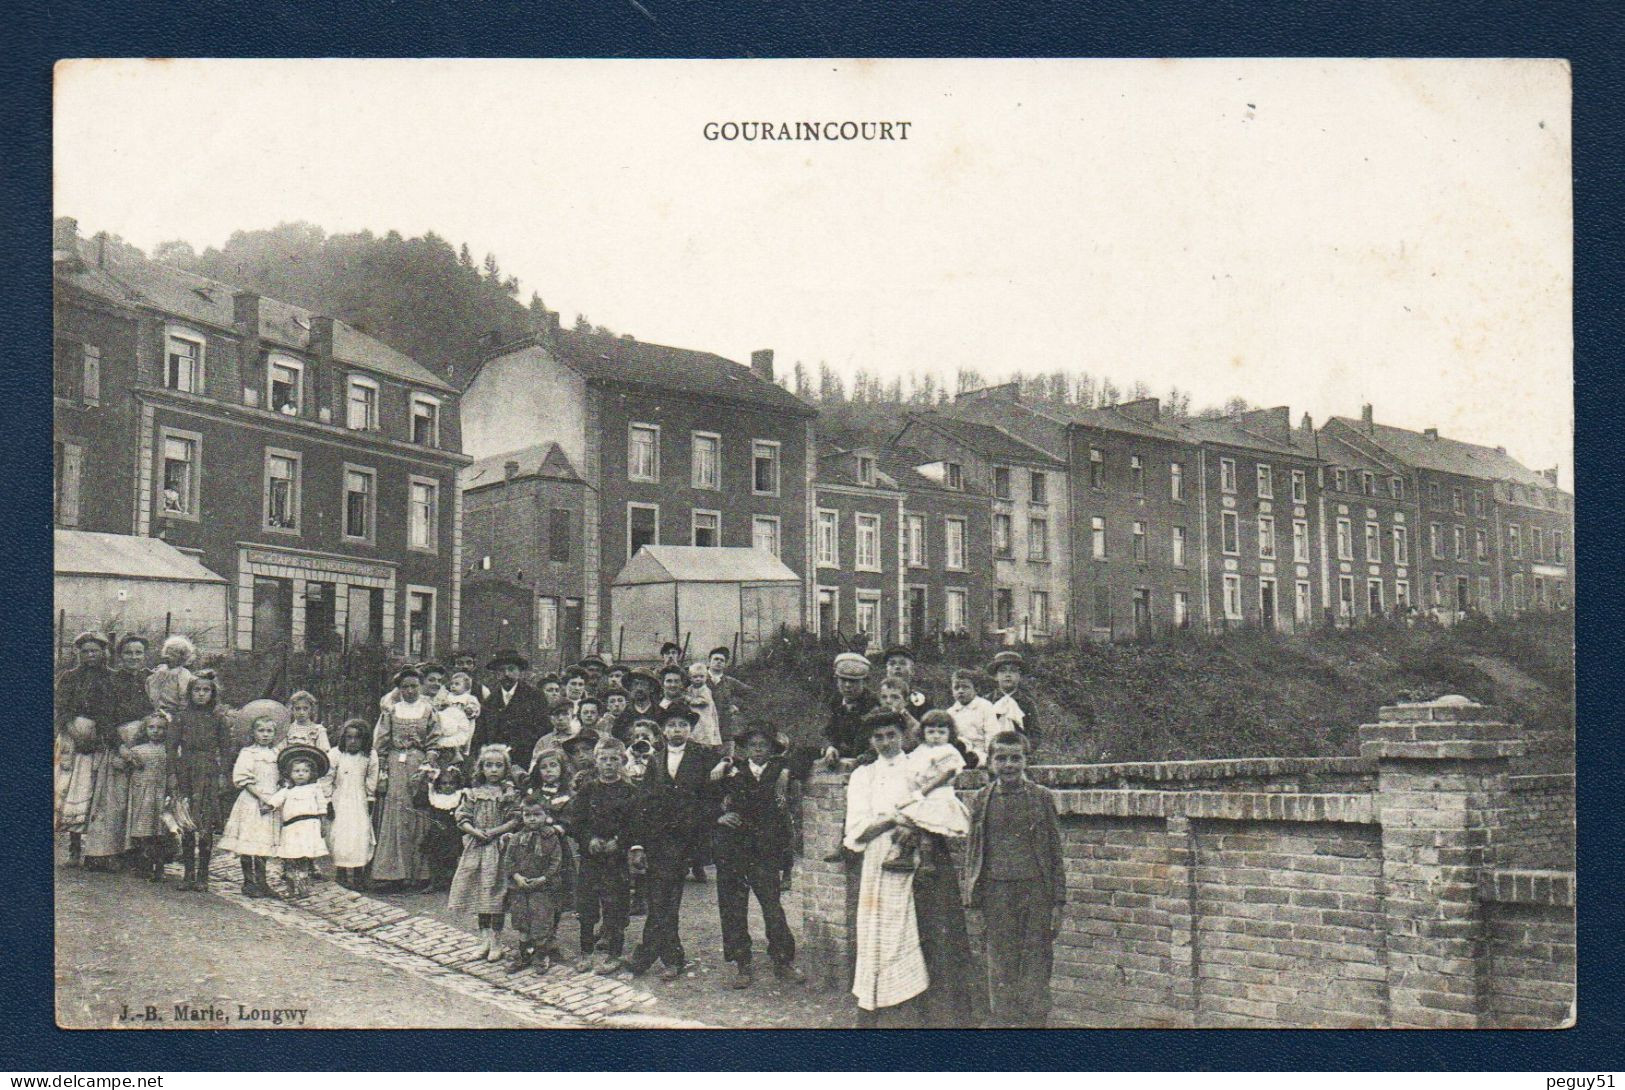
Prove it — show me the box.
[53,217,1573,661]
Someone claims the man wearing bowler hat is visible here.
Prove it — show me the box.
[478,651,546,763]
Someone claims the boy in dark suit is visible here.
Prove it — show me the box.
[710,725,807,989]
[562,736,639,973]
[621,705,718,979]
[963,730,1065,1026]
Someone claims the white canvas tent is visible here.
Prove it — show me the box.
[610,546,801,664]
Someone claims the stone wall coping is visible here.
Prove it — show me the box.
[1051,788,1376,825]
[1480,868,1576,907]
[1360,739,1526,761]
[1378,698,1504,724]
[807,756,1374,789]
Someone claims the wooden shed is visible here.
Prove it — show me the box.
[55,530,231,652]
[610,546,801,664]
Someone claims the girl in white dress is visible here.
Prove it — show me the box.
[218,716,282,897]
[885,711,971,874]
[270,746,331,898]
[326,719,378,888]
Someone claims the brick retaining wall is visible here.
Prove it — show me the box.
[1498,774,1576,870]
[795,697,1575,1028]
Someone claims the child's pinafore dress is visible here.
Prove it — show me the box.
[447,782,518,915]
[217,744,282,856]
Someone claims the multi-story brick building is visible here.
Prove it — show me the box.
[1322,407,1572,617]
[460,321,817,656]
[811,444,904,650]
[1317,422,1418,622]
[1183,408,1324,633]
[877,446,993,645]
[460,442,588,664]
[893,413,1069,643]
[53,217,469,655]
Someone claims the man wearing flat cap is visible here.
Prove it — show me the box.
[882,645,938,717]
[822,652,881,764]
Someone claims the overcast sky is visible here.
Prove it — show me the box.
[55,58,1572,484]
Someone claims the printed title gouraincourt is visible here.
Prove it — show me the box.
[703,120,912,141]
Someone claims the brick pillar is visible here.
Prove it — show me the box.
[1363,695,1521,1028]
[796,766,856,989]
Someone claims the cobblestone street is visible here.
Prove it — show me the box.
[55,844,845,1030]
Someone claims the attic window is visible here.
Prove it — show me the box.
[856,455,875,487]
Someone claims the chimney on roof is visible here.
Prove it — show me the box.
[751,349,775,382]
[52,218,83,271]
[232,290,260,334]
[1424,428,1439,441]
[1117,397,1160,423]
[1361,403,1374,434]
[1240,406,1292,445]
[1496,445,1507,454]
[1543,466,1559,486]
[504,459,520,481]
[1300,412,1313,432]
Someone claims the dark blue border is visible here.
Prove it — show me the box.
[6,0,1622,1071]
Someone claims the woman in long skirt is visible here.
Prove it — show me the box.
[371,669,438,889]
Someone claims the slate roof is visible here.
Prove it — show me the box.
[1331,418,1554,489]
[1179,414,1318,459]
[904,413,1065,467]
[57,241,455,393]
[1037,402,1190,443]
[55,530,227,584]
[462,442,582,491]
[816,449,902,491]
[875,445,991,497]
[613,546,799,586]
[497,330,815,418]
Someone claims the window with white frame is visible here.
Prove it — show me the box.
[752,515,780,557]
[1130,455,1145,495]
[1220,457,1237,494]
[816,509,839,567]
[752,441,780,495]
[856,454,876,487]
[945,517,966,570]
[1430,523,1444,559]
[855,513,881,571]
[1257,464,1273,499]
[1336,517,1353,561]
[536,597,558,650]
[1531,527,1544,562]
[1030,591,1050,635]
[1173,590,1190,629]
[1029,515,1049,561]
[1452,487,1464,514]
[904,513,926,567]
[855,592,881,642]
[992,467,1011,500]
[1361,472,1374,496]
[1475,528,1488,562]
[1030,470,1048,505]
[1222,511,1240,555]
[1295,581,1312,624]
[1368,578,1384,616]
[263,449,301,532]
[1334,468,1348,492]
[1293,519,1309,563]
[1172,525,1187,568]
[1292,469,1307,504]
[1339,575,1355,617]
[409,477,439,551]
[159,429,200,518]
[1453,525,1465,561]
[993,513,1012,557]
[1390,477,1404,501]
[1258,515,1276,559]
[1222,574,1242,620]
[629,424,660,482]
[1394,525,1409,565]
[691,432,720,490]
[343,465,376,542]
[1089,448,1105,489]
[945,588,967,633]
[406,586,436,658]
[1365,521,1380,563]
[165,329,204,393]
[1132,520,1147,562]
[1395,580,1410,610]
[1091,516,1106,560]
[628,503,659,555]
[411,395,440,447]
[346,376,379,430]
[1508,524,1522,559]
[268,356,303,415]
[692,509,720,547]
[1171,461,1185,501]
[944,462,963,491]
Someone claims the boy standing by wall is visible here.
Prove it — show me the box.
[987,651,1041,753]
[963,730,1065,1027]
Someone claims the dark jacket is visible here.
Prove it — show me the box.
[717,755,791,858]
[962,777,1066,909]
[562,776,641,855]
[479,681,546,761]
[55,664,117,750]
[824,689,881,758]
[640,741,720,847]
